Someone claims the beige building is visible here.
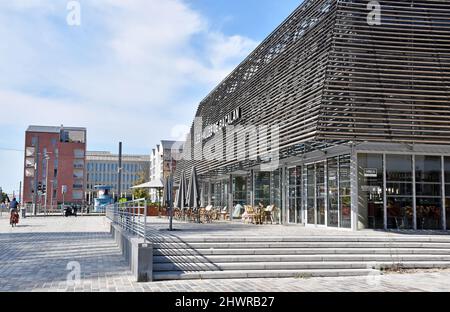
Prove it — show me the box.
[86,151,150,201]
[149,140,183,202]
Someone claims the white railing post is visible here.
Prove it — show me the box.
[144,199,148,243]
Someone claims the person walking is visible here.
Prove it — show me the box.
[9,198,20,227]
[0,202,6,217]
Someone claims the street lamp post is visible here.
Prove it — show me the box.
[44,154,50,216]
[49,179,54,212]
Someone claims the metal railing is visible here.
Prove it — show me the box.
[106,199,148,243]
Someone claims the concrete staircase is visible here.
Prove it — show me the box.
[151,236,450,281]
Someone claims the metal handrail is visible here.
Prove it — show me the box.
[106,198,148,243]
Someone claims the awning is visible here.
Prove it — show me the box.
[131,179,164,189]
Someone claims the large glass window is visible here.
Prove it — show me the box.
[212,182,225,208]
[271,169,282,211]
[445,157,450,229]
[339,155,351,228]
[254,172,271,206]
[288,168,296,223]
[232,176,247,206]
[306,164,315,224]
[316,162,326,225]
[327,157,339,227]
[287,167,302,224]
[386,155,413,229]
[416,156,442,230]
[358,154,384,229]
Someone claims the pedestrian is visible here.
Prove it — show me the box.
[9,197,20,227]
[0,202,6,216]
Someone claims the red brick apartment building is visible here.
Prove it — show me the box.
[23,125,87,208]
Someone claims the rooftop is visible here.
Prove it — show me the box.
[27,125,86,133]
[86,151,150,162]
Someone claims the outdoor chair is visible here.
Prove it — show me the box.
[242,205,256,224]
[263,205,275,224]
[220,207,229,221]
[204,205,213,223]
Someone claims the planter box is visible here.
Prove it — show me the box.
[126,206,164,217]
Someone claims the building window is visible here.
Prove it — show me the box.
[386,155,413,230]
[316,162,326,226]
[327,157,339,227]
[445,157,450,229]
[72,191,83,200]
[74,149,84,158]
[25,168,35,178]
[61,130,85,143]
[232,176,247,207]
[339,155,351,229]
[254,172,270,206]
[358,154,384,229]
[287,166,302,224]
[26,147,35,157]
[415,155,442,230]
[306,164,315,224]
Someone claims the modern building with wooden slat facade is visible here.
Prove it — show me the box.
[174,0,450,231]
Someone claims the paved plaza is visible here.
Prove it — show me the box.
[1,215,450,292]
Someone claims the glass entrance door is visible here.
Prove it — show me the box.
[306,164,316,224]
[358,154,384,229]
[287,166,302,224]
[316,162,326,225]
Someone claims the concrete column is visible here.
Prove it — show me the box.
[133,242,153,282]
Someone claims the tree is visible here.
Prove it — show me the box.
[132,171,150,200]
[1,192,10,203]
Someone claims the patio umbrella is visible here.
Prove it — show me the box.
[187,167,200,223]
[163,175,174,231]
[175,170,187,211]
[173,189,179,209]
[199,187,205,208]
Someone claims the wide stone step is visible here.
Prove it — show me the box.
[153,269,378,281]
[153,254,450,264]
[153,261,450,272]
[153,247,450,256]
[153,242,450,249]
[151,236,450,243]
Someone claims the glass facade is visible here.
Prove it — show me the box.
[415,156,442,230]
[254,172,271,206]
[358,154,384,229]
[386,155,414,229]
[327,157,339,227]
[339,155,351,229]
[232,176,247,206]
[200,152,450,231]
[306,164,315,224]
[357,153,449,231]
[316,162,326,225]
[211,181,228,208]
[287,167,302,224]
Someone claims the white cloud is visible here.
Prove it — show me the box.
[0,0,260,192]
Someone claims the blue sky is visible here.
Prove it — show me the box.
[0,0,302,194]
